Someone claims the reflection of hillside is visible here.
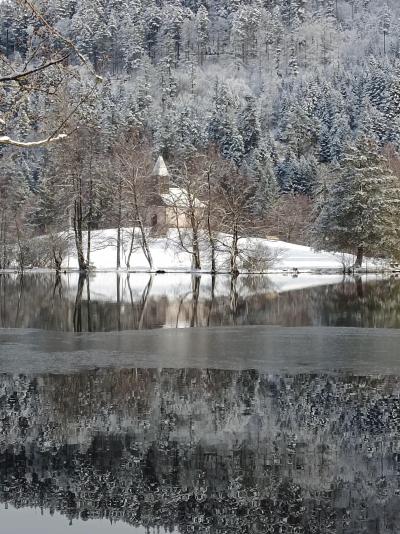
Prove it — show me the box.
[1,369,400,532]
[1,273,400,331]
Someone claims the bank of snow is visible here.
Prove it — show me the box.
[62,228,384,273]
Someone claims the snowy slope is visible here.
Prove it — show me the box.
[62,228,384,273]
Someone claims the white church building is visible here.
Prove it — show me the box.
[145,155,205,233]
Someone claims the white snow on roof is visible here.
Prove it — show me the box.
[161,187,206,208]
[152,155,169,177]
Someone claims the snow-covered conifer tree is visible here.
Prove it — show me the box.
[314,137,400,267]
[238,95,261,156]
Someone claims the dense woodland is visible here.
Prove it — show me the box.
[2,0,400,270]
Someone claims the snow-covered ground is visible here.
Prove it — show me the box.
[62,228,386,273]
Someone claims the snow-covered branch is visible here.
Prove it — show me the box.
[0,133,67,148]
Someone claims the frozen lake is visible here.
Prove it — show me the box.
[1,273,400,533]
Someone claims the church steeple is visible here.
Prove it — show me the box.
[152,155,169,177]
[151,155,170,194]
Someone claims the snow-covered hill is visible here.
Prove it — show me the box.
[62,228,384,273]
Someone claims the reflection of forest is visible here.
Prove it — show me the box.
[1,368,400,532]
[1,273,400,331]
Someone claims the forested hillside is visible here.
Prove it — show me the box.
[2,0,400,271]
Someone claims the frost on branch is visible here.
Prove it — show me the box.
[0,133,68,148]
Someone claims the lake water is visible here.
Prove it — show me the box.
[1,273,400,533]
[1,271,400,331]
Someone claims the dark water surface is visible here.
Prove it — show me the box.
[1,273,400,532]
[1,272,400,331]
[1,362,400,533]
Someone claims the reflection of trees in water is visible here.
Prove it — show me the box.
[2,273,400,331]
[1,369,400,532]
[314,276,400,328]
[73,274,85,332]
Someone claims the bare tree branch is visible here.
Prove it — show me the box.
[0,133,68,147]
[0,54,71,83]
[16,0,102,82]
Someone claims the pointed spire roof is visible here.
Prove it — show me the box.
[152,155,169,177]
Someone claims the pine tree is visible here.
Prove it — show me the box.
[288,38,298,77]
[220,116,244,167]
[319,124,332,163]
[293,0,307,26]
[314,137,400,267]
[231,5,261,63]
[271,7,283,76]
[209,81,244,165]
[366,59,390,111]
[160,3,187,62]
[381,5,391,54]
[276,150,296,192]
[358,98,386,142]
[72,0,111,69]
[237,95,261,155]
[329,114,351,162]
[143,1,162,58]
[245,141,278,215]
[195,5,209,64]
[383,72,400,141]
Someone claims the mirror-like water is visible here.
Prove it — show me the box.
[2,273,400,532]
[0,366,400,533]
[1,272,400,331]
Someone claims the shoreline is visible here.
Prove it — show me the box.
[0,267,396,275]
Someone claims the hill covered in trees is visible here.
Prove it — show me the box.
[2,0,400,270]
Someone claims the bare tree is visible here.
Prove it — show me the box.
[266,193,313,245]
[213,168,260,275]
[167,158,207,271]
[113,137,155,270]
[0,172,33,271]
[47,127,107,271]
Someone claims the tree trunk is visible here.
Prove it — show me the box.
[0,212,7,269]
[116,176,122,269]
[74,203,86,271]
[53,251,62,273]
[190,212,201,270]
[138,275,153,329]
[206,170,216,273]
[126,227,136,271]
[86,275,92,332]
[138,218,153,270]
[207,274,216,327]
[190,275,201,327]
[16,224,24,273]
[354,246,364,269]
[355,275,364,298]
[116,273,121,331]
[132,183,153,270]
[230,274,238,323]
[73,176,87,272]
[15,274,24,326]
[87,168,93,270]
[73,274,85,332]
[230,225,240,276]
[53,272,62,299]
